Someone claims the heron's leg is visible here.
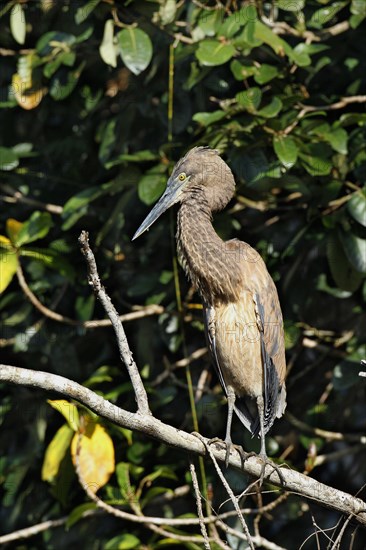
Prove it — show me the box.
[256,394,267,458]
[224,385,235,467]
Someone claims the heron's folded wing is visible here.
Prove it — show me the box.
[255,289,287,434]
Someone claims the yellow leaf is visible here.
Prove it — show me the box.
[0,235,12,248]
[6,218,23,245]
[0,249,18,293]
[12,72,45,110]
[47,399,79,431]
[42,424,74,482]
[71,423,115,494]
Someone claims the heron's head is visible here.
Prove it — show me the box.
[132,146,235,240]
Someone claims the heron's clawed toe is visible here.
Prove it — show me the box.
[257,453,286,487]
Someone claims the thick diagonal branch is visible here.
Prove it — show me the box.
[1,364,366,526]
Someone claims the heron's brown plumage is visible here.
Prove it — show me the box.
[134,146,287,456]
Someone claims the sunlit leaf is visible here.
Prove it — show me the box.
[347,188,366,227]
[105,534,140,550]
[196,39,235,66]
[0,249,18,293]
[117,28,153,75]
[47,399,79,431]
[236,87,262,112]
[70,422,115,494]
[11,54,45,110]
[41,424,74,482]
[10,4,26,45]
[0,147,19,171]
[100,19,117,68]
[13,211,53,247]
[273,135,298,168]
[339,229,366,273]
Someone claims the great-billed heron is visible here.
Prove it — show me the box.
[133,146,287,466]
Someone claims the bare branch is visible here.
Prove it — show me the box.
[78,230,150,415]
[190,460,211,549]
[16,261,163,328]
[0,185,63,214]
[0,518,68,545]
[299,95,366,113]
[286,411,366,444]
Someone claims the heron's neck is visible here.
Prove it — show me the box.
[177,192,242,305]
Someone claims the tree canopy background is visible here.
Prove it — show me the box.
[0,0,365,548]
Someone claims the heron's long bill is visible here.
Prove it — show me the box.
[132,176,186,240]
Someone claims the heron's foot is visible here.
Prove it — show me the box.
[232,445,257,469]
[205,436,232,468]
[257,453,286,487]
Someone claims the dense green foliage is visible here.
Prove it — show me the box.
[1,0,365,547]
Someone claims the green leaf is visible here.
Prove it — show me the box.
[236,87,262,112]
[348,188,366,227]
[100,19,117,68]
[309,2,347,28]
[193,110,227,126]
[197,8,225,36]
[325,128,348,154]
[196,39,235,67]
[278,0,305,10]
[316,273,352,298]
[41,424,74,482]
[36,31,76,55]
[138,165,167,205]
[0,146,19,171]
[50,64,84,101]
[106,150,158,167]
[75,0,101,24]
[20,247,75,280]
[14,211,53,247]
[257,96,283,118]
[327,233,363,292]
[117,28,153,75]
[230,60,257,80]
[66,503,97,529]
[299,144,332,176]
[289,43,311,67]
[10,4,26,45]
[98,118,117,165]
[254,20,287,55]
[116,462,134,499]
[217,13,242,38]
[44,51,76,78]
[273,135,298,168]
[339,229,366,273]
[254,64,279,84]
[63,177,127,214]
[351,0,366,15]
[105,534,140,550]
[159,0,177,25]
[0,248,18,293]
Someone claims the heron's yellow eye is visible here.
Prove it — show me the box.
[178,172,186,181]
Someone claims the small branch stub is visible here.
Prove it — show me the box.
[78,230,151,416]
